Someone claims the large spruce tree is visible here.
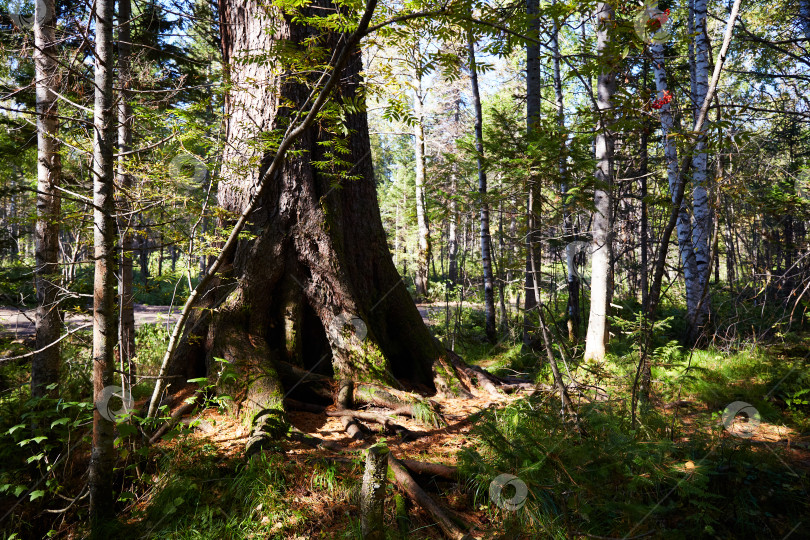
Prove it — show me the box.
[159,0,467,440]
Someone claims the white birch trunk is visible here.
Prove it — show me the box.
[651,40,702,320]
[690,0,712,328]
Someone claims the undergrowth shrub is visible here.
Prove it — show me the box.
[460,394,808,539]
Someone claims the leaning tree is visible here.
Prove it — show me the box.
[152,0,490,451]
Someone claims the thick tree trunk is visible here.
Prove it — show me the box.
[164,0,465,435]
[413,64,431,299]
[468,35,497,343]
[88,0,118,527]
[584,2,616,362]
[32,0,62,399]
[118,0,136,391]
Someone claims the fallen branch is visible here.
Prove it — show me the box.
[148,400,198,445]
[387,454,470,540]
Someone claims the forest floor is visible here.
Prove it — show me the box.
[134,379,526,538]
[0,304,180,339]
[4,306,810,538]
[1,303,447,339]
[125,347,810,539]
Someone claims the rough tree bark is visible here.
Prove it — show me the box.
[584,2,616,362]
[522,0,543,351]
[118,0,136,391]
[88,0,117,527]
[360,443,388,540]
[32,0,62,399]
[161,0,466,447]
[468,34,497,343]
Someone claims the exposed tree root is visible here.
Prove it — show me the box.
[325,410,418,440]
[448,354,502,398]
[283,398,327,413]
[387,453,471,540]
[399,459,459,482]
[287,427,348,453]
[353,383,446,427]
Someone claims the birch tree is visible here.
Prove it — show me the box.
[651,40,702,323]
[689,0,712,333]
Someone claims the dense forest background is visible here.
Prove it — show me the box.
[0,0,809,537]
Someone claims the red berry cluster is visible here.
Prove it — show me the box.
[651,90,672,109]
[647,8,670,31]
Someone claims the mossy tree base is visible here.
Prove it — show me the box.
[162,0,474,451]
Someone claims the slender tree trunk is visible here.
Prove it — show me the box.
[413,62,431,299]
[651,40,702,326]
[139,232,149,285]
[640,124,649,312]
[468,34,496,343]
[584,2,616,362]
[118,0,136,391]
[801,0,810,41]
[551,6,579,342]
[690,0,712,334]
[88,0,117,528]
[447,175,459,286]
[32,0,62,399]
[522,0,542,350]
